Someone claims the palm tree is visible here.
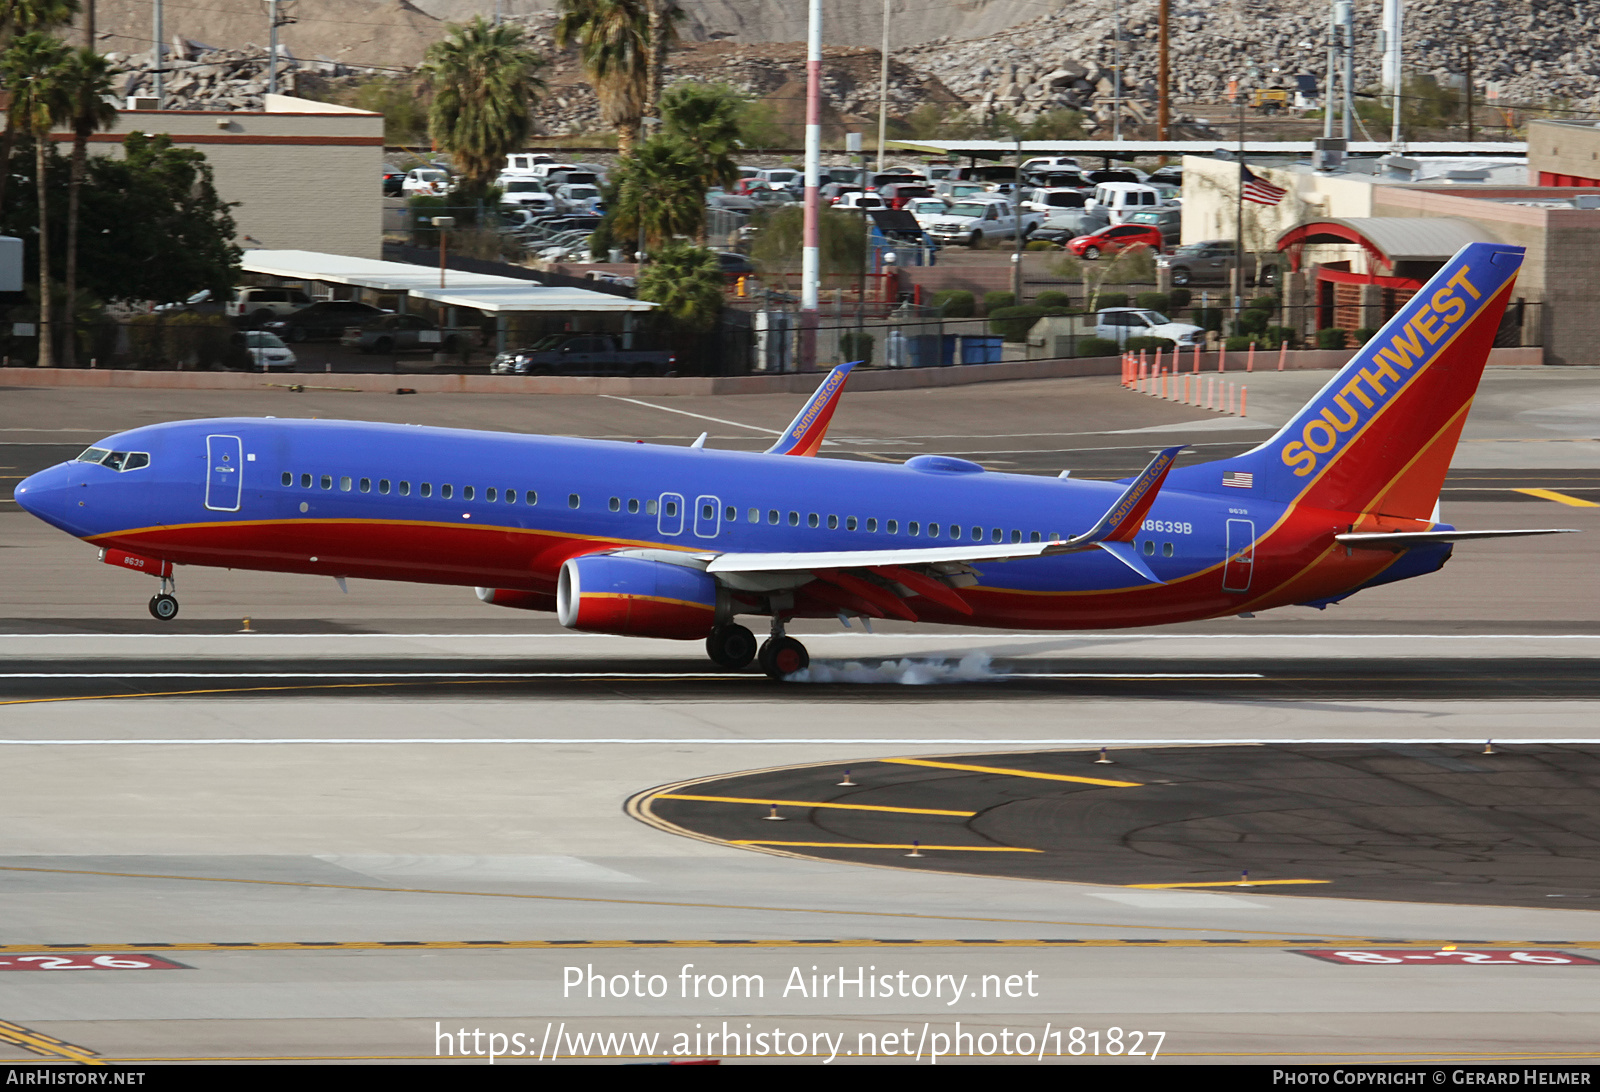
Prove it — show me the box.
[0,0,78,220]
[640,0,683,127]
[420,17,545,199]
[636,240,721,334]
[554,0,648,154]
[659,81,741,192]
[609,135,703,254]
[58,46,114,368]
[1,31,72,367]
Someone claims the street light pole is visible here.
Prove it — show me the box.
[800,0,822,369]
[875,0,890,174]
[433,216,455,288]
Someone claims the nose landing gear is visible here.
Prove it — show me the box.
[148,576,179,621]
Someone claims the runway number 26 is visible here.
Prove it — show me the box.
[1331,951,1584,964]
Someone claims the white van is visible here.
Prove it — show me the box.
[1088,182,1164,224]
[503,153,554,177]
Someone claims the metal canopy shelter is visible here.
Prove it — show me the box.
[892,139,1527,162]
[1276,217,1500,276]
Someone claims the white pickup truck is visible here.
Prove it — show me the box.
[1033,307,1205,350]
[924,197,1043,248]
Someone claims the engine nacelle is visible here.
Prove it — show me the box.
[556,554,719,639]
[475,587,557,612]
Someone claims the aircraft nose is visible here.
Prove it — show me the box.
[13,463,78,529]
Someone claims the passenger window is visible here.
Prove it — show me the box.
[281,472,292,486]
[569,493,580,509]
[1011,530,1021,543]
[609,497,620,512]
[929,523,940,538]
[908,521,919,536]
[748,508,759,523]
[664,499,676,516]
[380,480,391,494]
[1030,531,1041,542]
[789,511,799,526]
[971,527,982,542]
[628,499,639,513]
[993,528,1003,543]
[399,481,410,496]
[301,474,311,488]
[420,483,432,497]
[767,510,778,524]
[887,520,898,534]
[1049,532,1061,541]
[441,484,453,499]
[726,506,737,522]
[702,502,715,520]
[360,478,371,493]
[505,489,517,504]
[528,491,538,506]
[340,477,352,491]
[486,487,496,502]
[827,515,838,530]
[647,499,657,515]
[866,518,876,532]
[846,516,857,531]
[463,486,474,501]
[321,475,332,490]
[808,513,819,528]
[1142,539,1155,555]
[1162,542,1174,557]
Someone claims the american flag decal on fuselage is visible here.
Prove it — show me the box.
[1222,471,1253,489]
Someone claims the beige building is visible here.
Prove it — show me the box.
[55,95,383,259]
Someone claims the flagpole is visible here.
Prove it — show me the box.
[1235,99,1245,314]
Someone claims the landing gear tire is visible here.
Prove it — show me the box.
[149,593,179,621]
[758,636,809,679]
[706,624,758,670]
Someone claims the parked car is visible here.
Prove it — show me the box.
[820,182,862,205]
[1155,240,1266,286]
[490,335,677,377]
[1066,222,1164,259]
[1126,207,1182,246]
[1087,182,1166,224]
[341,313,473,354]
[1022,187,1092,215]
[504,153,555,176]
[706,188,757,212]
[835,190,887,210]
[877,182,934,209]
[923,197,1041,247]
[1092,306,1205,347]
[264,301,389,342]
[401,168,453,197]
[933,180,987,200]
[1084,168,1147,185]
[226,286,313,324]
[382,166,405,196]
[1021,156,1081,174]
[499,178,552,209]
[1147,165,1184,187]
[241,330,296,370]
[551,183,603,214]
[1029,207,1111,246]
[756,168,802,193]
[714,252,759,280]
[904,197,950,229]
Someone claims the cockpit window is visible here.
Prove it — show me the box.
[77,448,149,471]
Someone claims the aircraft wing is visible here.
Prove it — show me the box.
[763,362,858,456]
[705,446,1185,593]
[1335,528,1578,550]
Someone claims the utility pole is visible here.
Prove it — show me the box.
[1234,103,1245,314]
[1464,39,1475,142]
[1381,0,1404,146]
[1112,0,1123,141]
[152,0,163,108]
[1011,131,1023,306]
[875,0,889,173]
[1157,0,1170,140]
[267,0,296,98]
[85,0,94,48]
[800,0,821,370]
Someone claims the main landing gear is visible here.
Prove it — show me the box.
[704,618,810,679]
[148,576,179,621]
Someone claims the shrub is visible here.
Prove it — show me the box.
[1033,290,1072,310]
[1191,307,1223,332]
[1135,292,1170,312]
[1234,309,1270,335]
[1167,287,1192,309]
[1316,327,1348,350]
[987,304,1049,342]
[983,290,1016,314]
[1247,295,1279,311]
[1353,327,1380,344]
[839,330,874,366]
[1267,325,1296,349]
[1224,335,1253,352]
[1076,336,1120,357]
[1024,239,1058,251]
[931,289,975,317]
[1126,336,1177,352]
[1096,292,1129,309]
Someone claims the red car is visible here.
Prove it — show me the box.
[1066,223,1163,259]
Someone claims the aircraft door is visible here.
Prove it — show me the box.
[693,495,721,538]
[205,434,242,512]
[1222,518,1255,592]
[657,492,684,536]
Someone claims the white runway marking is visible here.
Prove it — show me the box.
[2,738,1596,746]
[0,671,1266,680]
[597,396,782,435]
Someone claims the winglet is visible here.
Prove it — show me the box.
[1062,445,1185,548]
[764,361,858,456]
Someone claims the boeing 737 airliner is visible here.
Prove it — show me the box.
[15,243,1574,676]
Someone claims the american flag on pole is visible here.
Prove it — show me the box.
[1240,164,1288,206]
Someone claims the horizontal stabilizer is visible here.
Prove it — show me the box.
[1096,540,1166,584]
[1336,528,1578,550]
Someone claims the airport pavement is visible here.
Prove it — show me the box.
[0,372,1598,1065]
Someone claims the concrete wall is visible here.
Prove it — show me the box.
[1528,119,1600,185]
[54,97,384,260]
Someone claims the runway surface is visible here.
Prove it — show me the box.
[1,377,1598,1064]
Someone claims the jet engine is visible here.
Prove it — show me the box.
[556,554,720,639]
